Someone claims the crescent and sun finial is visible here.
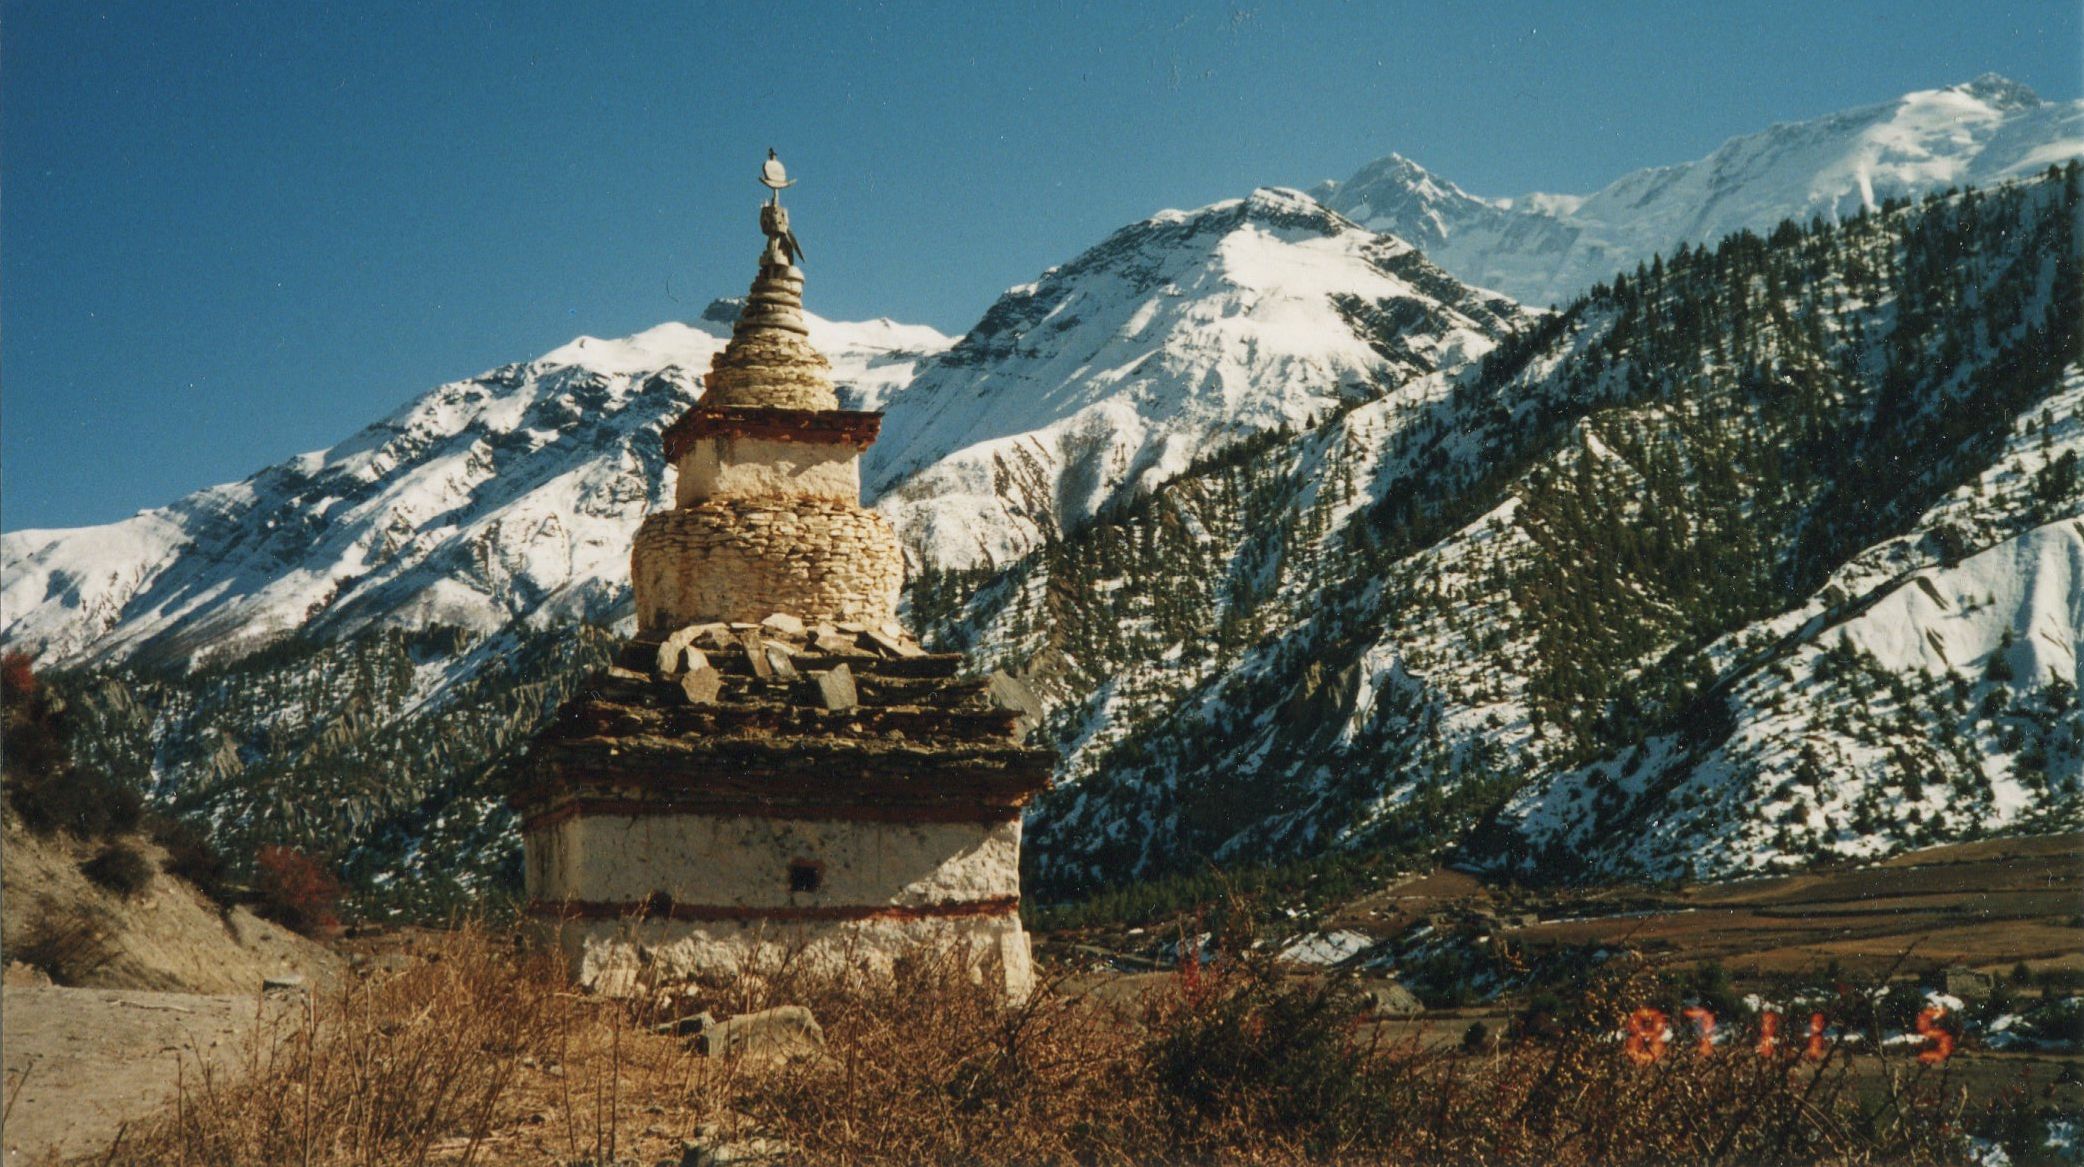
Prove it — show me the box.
[757,148,804,267]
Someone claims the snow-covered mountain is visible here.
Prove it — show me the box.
[938,172,2081,892]
[0,185,1535,910]
[1495,366,2084,877]
[4,87,2078,912]
[1,311,951,670]
[1318,75,2084,306]
[866,187,1527,569]
[1,186,1527,665]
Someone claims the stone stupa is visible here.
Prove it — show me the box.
[508,153,1052,997]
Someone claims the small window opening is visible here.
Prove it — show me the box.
[643,890,676,920]
[788,860,824,894]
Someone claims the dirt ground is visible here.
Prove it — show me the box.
[2,985,301,1166]
[0,816,338,1165]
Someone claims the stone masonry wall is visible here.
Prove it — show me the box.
[525,813,1036,998]
[543,911,1037,999]
[631,497,902,632]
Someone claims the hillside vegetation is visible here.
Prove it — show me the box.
[921,168,2084,897]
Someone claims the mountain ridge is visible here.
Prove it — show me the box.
[1318,74,2084,306]
[866,186,1528,570]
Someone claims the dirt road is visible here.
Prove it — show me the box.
[2,985,300,1166]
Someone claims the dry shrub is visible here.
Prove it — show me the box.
[105,926,2007,1167]
[111,925,576,1166]
[742,944,1151,1164]
[80,841,155,898]
[152,815,233,907]
[749,947,1989,1166]
[5,899,119,984]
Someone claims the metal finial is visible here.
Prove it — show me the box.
[757,150,804,268]
[759,148,795,205]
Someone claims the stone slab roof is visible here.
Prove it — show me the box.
[509,617,1052,821]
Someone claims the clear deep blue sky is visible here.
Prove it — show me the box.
[5,1,2079,531]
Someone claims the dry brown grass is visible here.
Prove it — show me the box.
[105,924,2011,1166]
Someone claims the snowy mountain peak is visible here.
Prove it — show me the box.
[1953,72,2043,110]
[1307,154,1506,263]
[1106,187,1356,254]
[531,321,721,377]
[1334,152,1489,208]
[863,189,1530,569]
[1322,75,2084,306]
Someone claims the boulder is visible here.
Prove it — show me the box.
[697,1005,825,1060]
[654,1009,717,1038]
[656,624,710,675]
[813,629,865,656]
[759,613,806,637]
[680,1134,795,1166]
[811,664,857,711]
[741,631,775,679]
[764,646,801,681]
[862,628,926,658]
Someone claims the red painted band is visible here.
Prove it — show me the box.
[525,895,1021,924]
[518,797,1024,832]
[662,406,882,461]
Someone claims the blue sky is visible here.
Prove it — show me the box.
[5,0,2079,531]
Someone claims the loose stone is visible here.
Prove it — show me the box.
[681,667,723,705]
[812,663,858,711]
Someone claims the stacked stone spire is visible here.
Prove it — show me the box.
[700,204,834,409]
[510,155,1053,999]
[631,192,903,635]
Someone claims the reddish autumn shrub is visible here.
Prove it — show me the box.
[254,845,342,936]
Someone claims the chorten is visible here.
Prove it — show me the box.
[509,154,1052,997]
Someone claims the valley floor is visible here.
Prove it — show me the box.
[1332,833,2084,979]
